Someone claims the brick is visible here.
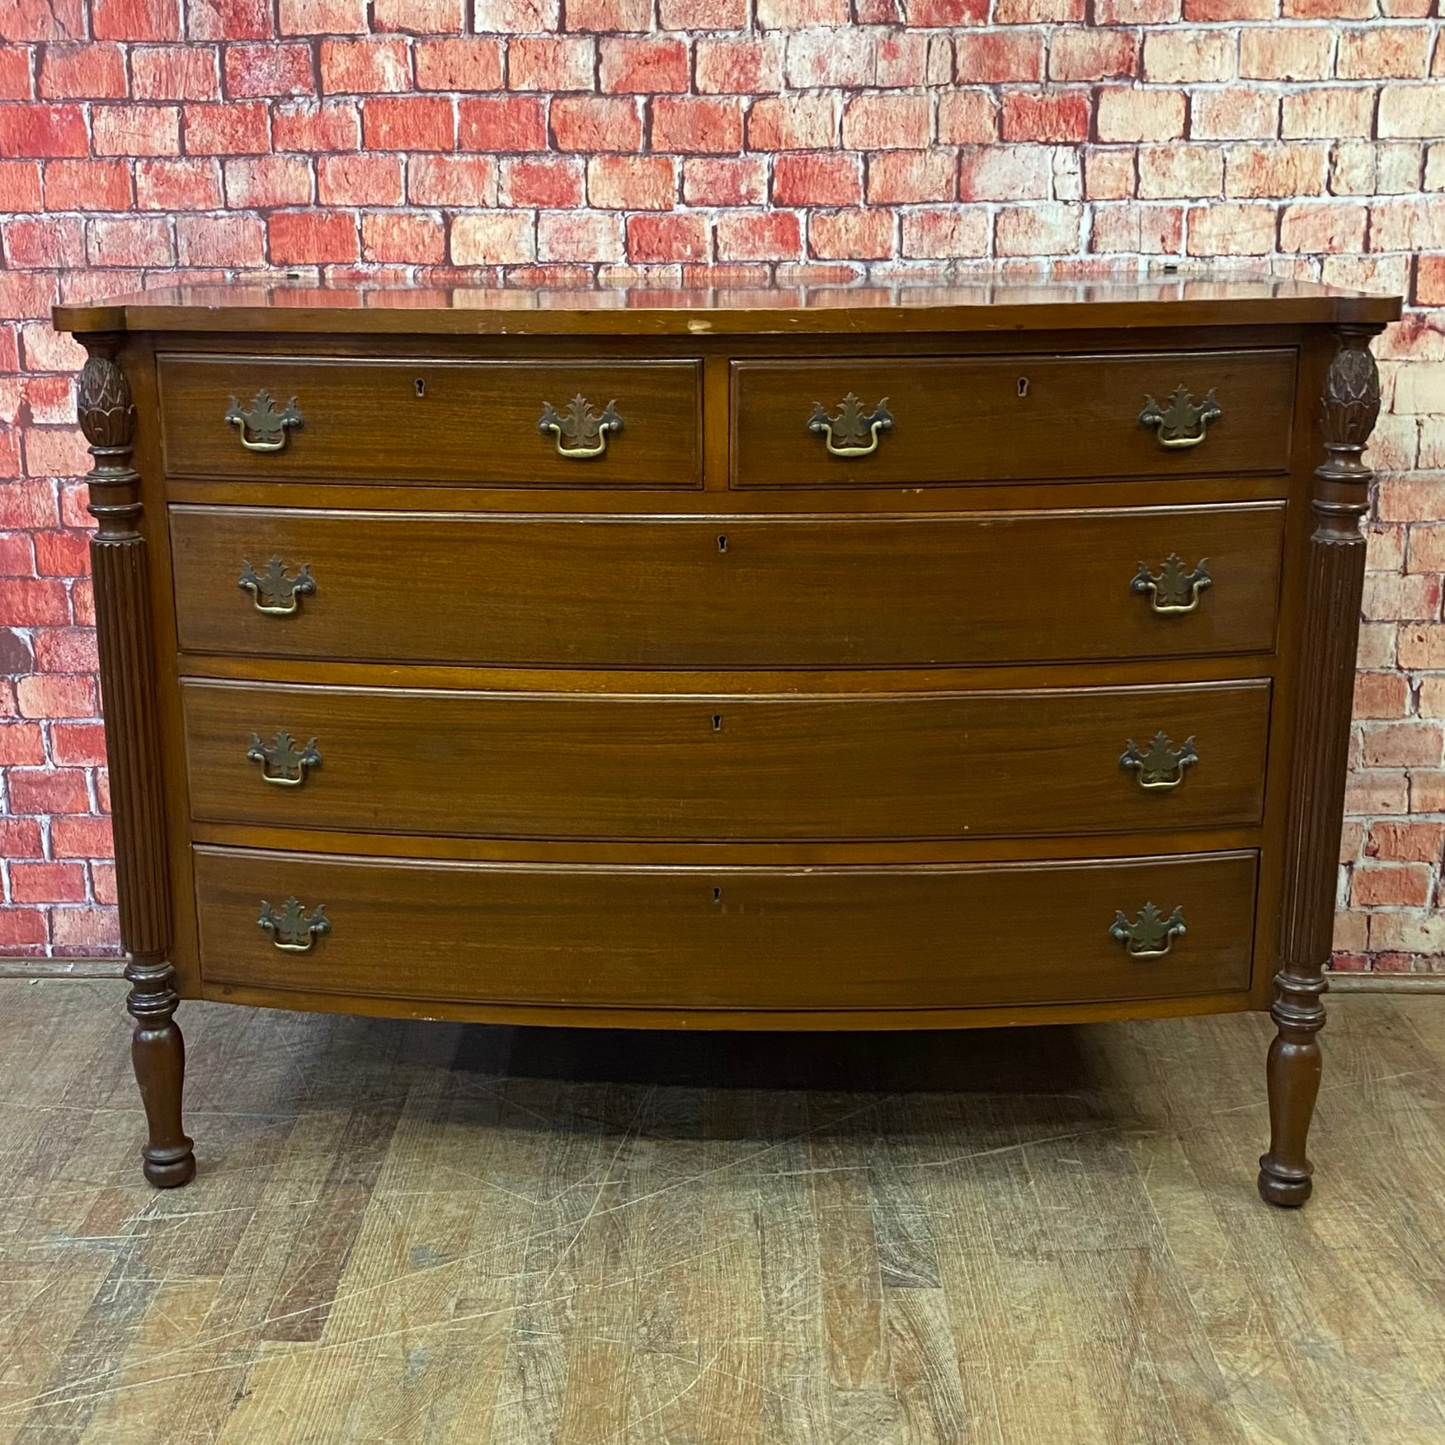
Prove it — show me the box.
[626,212,709,263]
[416,38,504,91]
[87,216,174,267]
[51,906,121,949]
[1360,721,1444,769]
[600,38,689,94]
[747,95,836,151]
[373,0,466,31]
[1412,771,1445,812]
[1407,523,1445,575]
[1137,145,1222,199]
[1361,571,1441,622]
[1001,91,1090,143]
[650,98,743,155]
[0,49,33,102]
[1091,201,1184,253]
[1186,200,1276,255]
[38,44,127,98]
[1351,862,1431,908]
[51,720,106,764]
[551,97,642,152]
[0,815,44,859]
[268,209,358,264]
[1279,201,1368,254]
[273,100,360,152]
[187,0,270,37]
[1379,85,1445,139]
[0,722,44,764]
[1370,198,1445,251]
[92,862,117,904]
[1185,0,1273,14]
[773,153,862,207]
[957,30,1045,83]
[785,29,875,90]
[1338,26,1430,79]
[132,46,219,100]
[996,202,1081,255]
[995,0,1081,17]
[875,32,935,87]
[91,0,181,41]
[279,0,369,30]
[0,160,43,211]
[361,211,444,263]
[682,156,766,206]
[808,208,893,260]
[224,155,312,207]
[135,156,222,210]
[901,205,989,258]
[318,153,404,205]
[32,624,96,670]
[1191,90,1278,140]
[225,43,314,98]
[0,909,46,948]
[408,154,497,206]
[1048,30,1137,83]
[587,154,675,210]
[958,144,1051,202]
[537,210,622,263]
[715,211,802,261]
[1366,821,1445,864]
[319,39,410,95]
[842,94,929,150]
[51,815,113,858]
[567,0,652,27]
[474,0,559,29]
[450,211,534,264]
[866,150,955,204]
[1096,88,1186,143]
[0,530,33,570]
[508,37,594,92]
[16,671,94,717]
[1226,144,1328,199]
[366,96,457,152]
[3,216,83,268]
[1282,88,1375,140]
[183,101,269,154]
[0,102,87,156]
[1368,912,1445,956]
[758,0,850,21]
[500,156,583,208]
[937,91,997,144]
[1284,0,1373,14]
[659,0,747,23]
[1143,30,1234,83]
[1241,28,1333,81]
[8,767,88,814]
[696,38,783,95]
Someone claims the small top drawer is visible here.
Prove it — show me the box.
[158,355,703,487]
[731,349,1295,488]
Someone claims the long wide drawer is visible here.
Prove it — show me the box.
[158,355,703,487]
[732,349,1295,487]
[170,503,1286,668]
[194,846,1259,1010]
[184,679,1271,841]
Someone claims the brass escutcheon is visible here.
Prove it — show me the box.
[1120,731,1198,791]
[1139,385,1221,450]
[258,897,329,953]
[239,557,315,616]
[807,393,893,458]
[1132,554,1211,616]
[226,390,303,452]
[539,395,623,459]
[247,730,321,787]
[1110,903,1186,960]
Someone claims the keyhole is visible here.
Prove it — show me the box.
[1017,377,1029,398]
[712,714,722,731]
[717,534,728,553]
[712,886,722,904]
[414,378,425,397]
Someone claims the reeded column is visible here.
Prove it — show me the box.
[1259,326,1383,1208]
[77,335,195,1188]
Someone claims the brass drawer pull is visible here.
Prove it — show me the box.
[1120,731,1198,790]
[808,393,893,458]
[1110,903,1186,960]
[539,394,622,459]
[226,390,303,452]
[258,897,329,953]
[247,730,321,787]
[1139,385,1220,449]
[239,557,315,616]
[1132,554,1210,615]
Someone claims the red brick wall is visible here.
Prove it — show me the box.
[0,0,1440,965]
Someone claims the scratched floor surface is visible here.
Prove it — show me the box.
[0,980,1442,1445]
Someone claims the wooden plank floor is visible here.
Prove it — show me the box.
[0,980,1442,1444]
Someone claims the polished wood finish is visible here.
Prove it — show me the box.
[169,503,1287,668]
[182,678,1271,841]
[732,349,1295,487]
[54,278,1400,1209]
[159,355,703,487]
[193,845,1258,1010]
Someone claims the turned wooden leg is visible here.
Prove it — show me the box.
[126,958,195,1188]
[1258,972,1326,1207]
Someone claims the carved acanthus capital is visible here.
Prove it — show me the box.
[78,351,136,453]
[1320,330,1381,477]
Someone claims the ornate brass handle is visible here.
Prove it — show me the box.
[1132,554,1210,616]
[1139,386,1220,450]
[808,393,893,458]
[539,394,622,459]
[1110,903,1186,960]
[247,730,321,787]
[1120,731,1198,791]
[258,897,329,953]
[226,390,303,452]
[239,557,315,616]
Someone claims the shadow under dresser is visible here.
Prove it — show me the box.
[53,275,1400,1208]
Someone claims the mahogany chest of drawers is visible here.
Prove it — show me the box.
[54,276,1399,1207]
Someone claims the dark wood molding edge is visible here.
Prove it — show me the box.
[1259,324,1384,1208]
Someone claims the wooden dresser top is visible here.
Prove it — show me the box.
[55,274,1401,338]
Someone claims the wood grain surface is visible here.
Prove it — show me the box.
[1,977,1440,1444]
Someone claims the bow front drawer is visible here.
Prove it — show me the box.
[731,349,1295,487]
[182,678,1271,842]
[194,847,1258,1010]
[158,355,702,487]
[170,502,1285,668]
